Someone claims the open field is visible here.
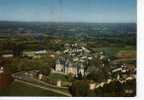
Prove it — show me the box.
[94,46,136,57]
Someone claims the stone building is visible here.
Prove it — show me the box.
[55,57,77,76]
[55,43,92,77]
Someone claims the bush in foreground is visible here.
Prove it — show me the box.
[69,80,89,96]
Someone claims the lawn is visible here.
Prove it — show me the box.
[0,81,65,96]
[47,73,71,87]
[48,73,68,81]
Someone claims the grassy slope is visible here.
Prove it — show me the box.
[0,81,65,96]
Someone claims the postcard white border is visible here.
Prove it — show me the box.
[0,0,143,100]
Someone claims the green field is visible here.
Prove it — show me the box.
[47,73,71,87]
[94,46,136,57]
[48,73,68,81]
[0,81,65,96]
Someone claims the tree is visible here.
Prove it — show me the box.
[95,80,125,96]
[39,67,51,76]
[66,73,74,82]
[86,54,112,82]
[69,80,89,96]
[86,71,105,82]
[13,43,24,57]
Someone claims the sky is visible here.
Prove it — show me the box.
[0,0,136,23]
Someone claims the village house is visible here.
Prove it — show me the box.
[23,50,47,59]
[1,54,13,58]
[57,80,62,87]
[89,81,96,90]
[111,63,136,80]
[0,66,4,74]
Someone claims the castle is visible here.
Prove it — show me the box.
[55,57,85,77]
[55,43,91,77]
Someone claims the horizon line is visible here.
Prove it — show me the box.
[0,20,137,24]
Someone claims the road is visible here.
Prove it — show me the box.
[14,79,71,96]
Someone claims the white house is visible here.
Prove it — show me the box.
[57,80,62,87]
[89,83,96,90]
[2,54,13,58]
[38,73,43,80]
[55,58,64,72]
[35,50,47,54]
[0,67,4,74]
[23,50,47,58]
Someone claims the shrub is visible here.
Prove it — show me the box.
[69,80,89,96]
